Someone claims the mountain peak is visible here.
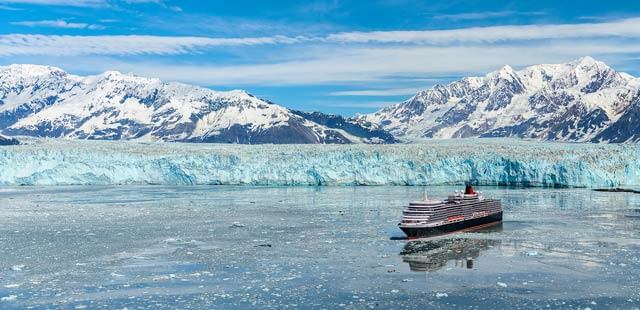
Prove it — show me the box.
[102,70,123,76]
[499,64,514,72]
[572,56,610,71]
[363,57,638,143]
[0,64,396,144]
[486,64,519,83]
[1,64,65,76]
[576,56,597,66]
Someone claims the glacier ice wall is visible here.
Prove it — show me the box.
[0,138,639,187]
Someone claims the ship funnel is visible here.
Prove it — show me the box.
[464,183,475,195]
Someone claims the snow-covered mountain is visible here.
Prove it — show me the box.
[0,64,395,144]
[362,57,640,143]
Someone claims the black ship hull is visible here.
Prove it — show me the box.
[400,212,503,238]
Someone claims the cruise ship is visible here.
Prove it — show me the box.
[398,184,502,238]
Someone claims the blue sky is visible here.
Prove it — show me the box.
[2,0,640,115]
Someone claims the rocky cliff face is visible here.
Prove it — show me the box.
[0,134,18,145]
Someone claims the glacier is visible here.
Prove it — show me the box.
[0,138,639,187]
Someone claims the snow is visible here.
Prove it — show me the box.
[363,57,640,142]
[0,138,638,187]
[2,64,375,143]
[491,65,517,82]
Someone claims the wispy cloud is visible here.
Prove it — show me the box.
[3,17,640,86]
[321,101,398,109]
[432,11,545,21]
[0,4,21,10]
[0,0,105,6]
[330,87,428,96]
[0,34,314,56]
[327,17,640,44]
[296,0,340,14]
[4,18,640,57]
[12,19,105,30]
[0,0,179,10]
[122,0,181,12]
[49,40,637,86]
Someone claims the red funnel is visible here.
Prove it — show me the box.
[464,184,475,195]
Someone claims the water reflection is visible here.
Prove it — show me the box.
[399,223,502,272]
[400,237,501,272]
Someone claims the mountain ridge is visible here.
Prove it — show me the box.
[0,64,394,144]
[362,56,640,143]
[2,58,640,144]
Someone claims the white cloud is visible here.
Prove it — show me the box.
[330,87,428,96]
[326,17,640,44]
[2,17,640,86]
[323,101,399,108]
[12,19,105,30]
[3,18,640,58]
[0,34,313,56]
[51,41,638,86]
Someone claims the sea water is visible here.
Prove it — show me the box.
[0,186,639,309]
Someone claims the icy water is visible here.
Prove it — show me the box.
[1,186,639,309]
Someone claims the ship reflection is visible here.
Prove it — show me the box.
[400,224,502,272]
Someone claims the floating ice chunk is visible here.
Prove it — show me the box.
[1,295,17,301]
[4,284,20,288]
[526,251,540,256]
[497,282,508,288]
[436,293,448,298]
[10,265,25,271]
